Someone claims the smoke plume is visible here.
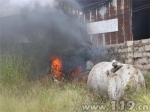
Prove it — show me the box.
[0,0,92,79]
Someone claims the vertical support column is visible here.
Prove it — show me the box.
[96,8,98,22]
[117,0,125,43]
[129,0,133,41]
[110,0,118,44]
[91,9,96,22]
[89,11,93,45]
[124,0,132,41]
[104,3,111,45]
[98,34,103,46]
[103,34,106,46]
[91,9,97,46]
[97,6,105,46]
[99,6,106,46]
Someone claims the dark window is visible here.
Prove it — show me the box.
[132,0,150,40]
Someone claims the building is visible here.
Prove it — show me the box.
[58,0,150,74]
[58,0,150,46]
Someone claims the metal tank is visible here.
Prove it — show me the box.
[87,61,145,100]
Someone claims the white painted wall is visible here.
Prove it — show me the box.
[87,18,118,34]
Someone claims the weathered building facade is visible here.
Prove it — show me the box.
[58,0,150,46]
[79,0,133,46]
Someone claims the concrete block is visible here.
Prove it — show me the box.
[113,47,118,52]
[138,58,149,64]
[133,40,142,46]
[121,48,126,52]
[117,44,122,49]
[143,64,150,70]
[141,39,149,44]
[118,49,122,53]
[126,41,133,47]
[121,48,124,52]
[127,47,133,52]
[134,59,139,65]
[138,46,144,52]
[142,52,146,57]
[145,45,150,51]
[120,43,125,48]
[128,58,133,64]
[120,54,126,58]
[146,52,150,57]
[134,46,144,52]
[119,48,126,53]
[127,53,134,57]
[134,52,142,58]
[134,47,139,52]
[124,48,128,52]
[142,52,150,57]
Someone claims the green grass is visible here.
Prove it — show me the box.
[0,52,32,87]
[0,81,92,112]
[0,54,150,112]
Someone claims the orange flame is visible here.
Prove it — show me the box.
[70,66,82,76]
[50,55,63,81]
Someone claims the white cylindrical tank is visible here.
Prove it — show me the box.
[87,61,145,100]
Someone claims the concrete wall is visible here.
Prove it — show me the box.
[101,38,150,74]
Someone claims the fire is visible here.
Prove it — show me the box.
[50,55,63,81]
[70,66,82,76]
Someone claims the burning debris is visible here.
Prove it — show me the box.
[50,55,63,82]
[48,49,96,84]
[49,54,90,83]
[70,66,82,76]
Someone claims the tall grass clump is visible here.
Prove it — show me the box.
[0,52,32,87]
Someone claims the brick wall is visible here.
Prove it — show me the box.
[99,38,150,74]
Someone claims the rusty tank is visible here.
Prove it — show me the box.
[87,61,146,100]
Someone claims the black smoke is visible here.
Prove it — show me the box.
[0,0,92,79]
